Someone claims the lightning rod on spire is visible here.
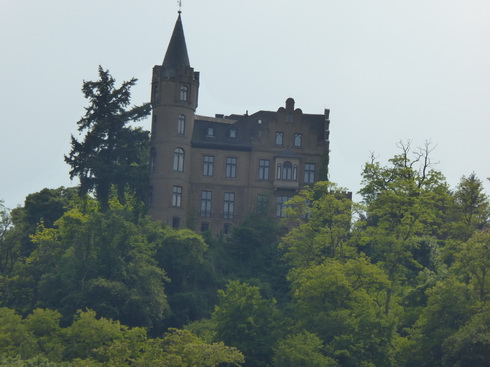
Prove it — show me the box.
[177,0,182,13]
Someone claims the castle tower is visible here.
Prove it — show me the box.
[148,13,200,227]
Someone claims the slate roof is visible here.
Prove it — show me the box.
[162,14,190,77]
[191,109,327,150]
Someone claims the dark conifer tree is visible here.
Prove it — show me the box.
[65,66,151,210]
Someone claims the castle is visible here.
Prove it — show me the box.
[148,13,331,234]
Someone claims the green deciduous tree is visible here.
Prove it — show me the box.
[25,309,64,362]
[290,257,397,367]
[27,199,169,328]
[280,181,355,269]
[212,281,279,367]
[408,278,474,367]
[359,141,451,314]
[133,328,244,367]
[0,308,37,359]
[65,66,151,210]
[442,306,490,367]
[273,331,339,367]
[444,173,490,242]
[453,230,490,303]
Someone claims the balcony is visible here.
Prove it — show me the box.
[273,179,299,190]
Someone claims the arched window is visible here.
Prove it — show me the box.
[180,85,188,101]
[173,148,184,171]
[177,114,185,135]
[282,161,293,180]
[275,132,284,145]
[150,148,156,172]
[294,133,302,147]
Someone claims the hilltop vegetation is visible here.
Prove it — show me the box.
[1,142,489,366]
[1,69,489,366]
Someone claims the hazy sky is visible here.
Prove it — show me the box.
[1,0,489,209]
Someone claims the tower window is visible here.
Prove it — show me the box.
[287,114,293,123]
[172,186,182,207]
[173,148,184,171]
[223,192,235,219]
[152,115,157,136]
[304,163,315,184]
[258,159,270,180]
[177,115,185,135]
[150,148,156,172]
[225,157,237,178]
[180,85,188,101]
[203,155,214,176]
[275,132,284,145]
[152,83,159,103]
[294,133,302,147]
[200,191,212,217]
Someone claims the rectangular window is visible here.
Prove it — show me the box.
[203,155,214,176]
[275,132,284,145]
[294,133,302,147]
[257,194,269,215]
[258,159,270,180]
[304,163,316,184]
[223,192,235,219]
[223,223,232,234]
[225,157,237,178]
[229,129,237,138]
[172,186,183,207]
[206,127,215,137]
[200,222,209,232]
[276,196,292,217]
[200,191,212,217]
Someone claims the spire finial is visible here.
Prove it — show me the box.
[177,0,182,14]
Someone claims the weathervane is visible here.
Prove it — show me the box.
[177,0,182,13]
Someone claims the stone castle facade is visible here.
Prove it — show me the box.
[148,14,330,234]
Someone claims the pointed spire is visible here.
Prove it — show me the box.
[162,14,190,77]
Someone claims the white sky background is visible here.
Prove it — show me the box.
[1,0,489,209]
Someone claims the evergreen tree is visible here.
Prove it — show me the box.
[65,66,151,210]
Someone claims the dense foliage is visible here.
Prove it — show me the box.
[2,141,489,366]
[64,67,151,211]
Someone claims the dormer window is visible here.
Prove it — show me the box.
[229,129,237,138]
[180,85,188,101]
[206,127,215,137]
